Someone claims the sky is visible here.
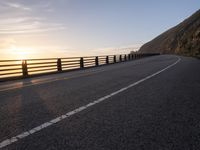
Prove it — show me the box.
[0,0,200,59]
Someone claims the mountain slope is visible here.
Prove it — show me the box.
[139,9,200,57]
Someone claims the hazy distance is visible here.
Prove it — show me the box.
[0,0,199,59]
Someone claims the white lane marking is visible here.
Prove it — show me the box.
[0,57,181,149]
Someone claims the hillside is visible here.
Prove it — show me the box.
[139,9,200,57]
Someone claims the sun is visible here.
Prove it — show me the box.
[8,45,35,60]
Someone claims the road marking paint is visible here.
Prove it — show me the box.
[0,57,181,149]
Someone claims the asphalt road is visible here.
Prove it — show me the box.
[0,55,200,150]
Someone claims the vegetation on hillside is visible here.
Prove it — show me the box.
[139,9,200,58]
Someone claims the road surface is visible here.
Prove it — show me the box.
[0,55,200,150]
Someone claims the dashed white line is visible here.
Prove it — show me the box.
[0,57,181,149]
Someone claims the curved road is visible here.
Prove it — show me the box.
[0,55,200,150]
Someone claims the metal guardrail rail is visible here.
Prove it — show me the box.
[0,53,160,81]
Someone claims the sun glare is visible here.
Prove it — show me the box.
[8,45,35,60]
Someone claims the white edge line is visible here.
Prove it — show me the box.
[0,57,181,149]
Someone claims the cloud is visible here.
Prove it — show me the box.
[0,1,65,35]
[92,44,143,55]
[4,2,32,11]
[0,19,66,34]
[0,38,16,53]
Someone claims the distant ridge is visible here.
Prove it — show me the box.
[139,9,200,57]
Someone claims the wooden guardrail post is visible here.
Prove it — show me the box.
[124,55,127,61]
[57,58,62,72]
[22,60,28,77]
[80,57,84,68]
[119,55,122,62]
[128,54,130,60]
[106,56,109,64]
[114,55,116,63]
[95,56,99,66]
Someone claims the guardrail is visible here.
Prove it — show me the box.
[0,53,160,81]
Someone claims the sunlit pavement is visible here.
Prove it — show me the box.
[0,55,200,150]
